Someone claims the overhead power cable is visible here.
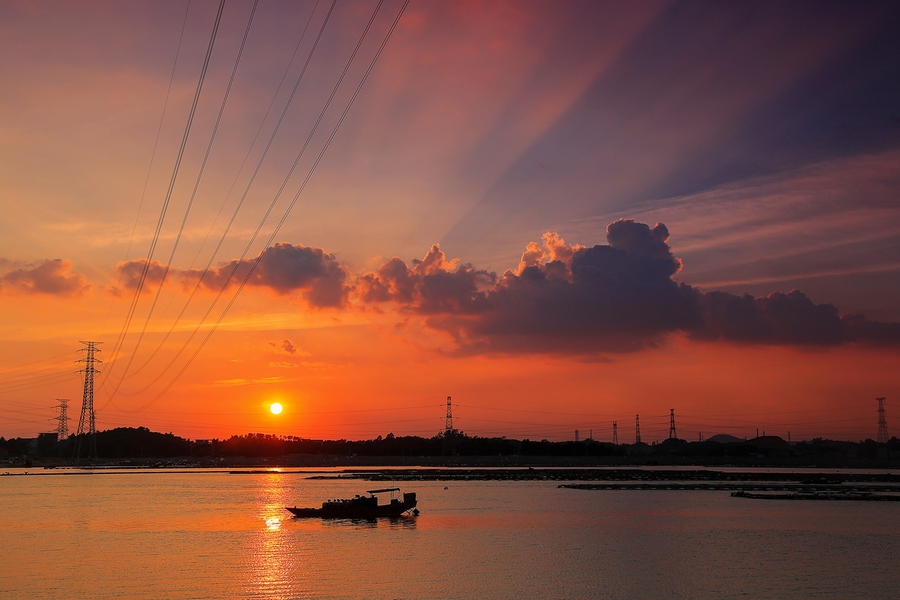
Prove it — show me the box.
[112,0,260,384]
[108,0,340,403]
[100,0,192,338]
[120,0,410,413]
[101,0,226,391]
[107,0,328,395]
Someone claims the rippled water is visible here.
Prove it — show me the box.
[1,469,899,598]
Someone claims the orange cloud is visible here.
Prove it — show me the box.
[267,339,310,357]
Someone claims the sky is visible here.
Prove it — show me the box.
[1,0,899,443]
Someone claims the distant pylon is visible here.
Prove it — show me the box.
[669,408,677,440]
[612,421,618,445]
[444,396,453,433]
[73,341,102,461]
[575,429,579,443]
[635,414,641,444]
[52,399,70,441]
[877,397,889,443]
[442,396,455,455]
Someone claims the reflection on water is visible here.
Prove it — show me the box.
[264,517,281,531]
[246,473,300,598]
[314,515,418,529]
[2,473,900,598]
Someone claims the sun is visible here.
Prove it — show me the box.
[269,402,283,415]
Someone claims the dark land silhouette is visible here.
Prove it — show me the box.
[2,426,900,468]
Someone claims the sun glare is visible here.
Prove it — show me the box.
[270,402,283,415]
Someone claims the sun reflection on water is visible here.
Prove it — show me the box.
[242,473,304,597]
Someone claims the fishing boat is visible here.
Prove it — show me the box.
[285,487,419,518]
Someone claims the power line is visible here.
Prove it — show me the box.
[101,0,192,336]
[102,0,227,395]
[119,0,409,412]
[111,0,261,386]
[122,0,319,382]
[101,0,340,406]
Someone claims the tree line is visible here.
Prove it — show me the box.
[2,427,899,464]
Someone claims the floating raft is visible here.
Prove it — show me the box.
[731,490,900,501]
[558,482,900,493]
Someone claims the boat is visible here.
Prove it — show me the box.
[285,487,419,518]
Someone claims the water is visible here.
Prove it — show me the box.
[1,469,899,598]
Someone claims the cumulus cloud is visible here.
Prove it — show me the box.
[115,243,350,308]
[455,220,699,352]
[105,222,900,354]
[188,243,348,307]
[0,258,89,296]
[356,244,496,314]
[110,258,168,295]
[516,232,586,274]
[356,219,900,353]
[695,289,845,344]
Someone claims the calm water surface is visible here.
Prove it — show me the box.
[1,469,899,599]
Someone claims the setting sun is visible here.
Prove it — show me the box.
[269,403,283,415]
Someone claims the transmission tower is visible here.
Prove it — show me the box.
[877,397,889,443]
[612,421,618,445]
[669,408,677,440]
[442,396,455,455]
[52,399,70,441]
[73,341,102,461]
[635,414,641,444]
[444,396,453,433]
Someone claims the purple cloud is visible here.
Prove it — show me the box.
[117,243,350,308]
[356,244,495,315]
[358,220,900,353]
[0,259,89,296]
[199,243,348,307]
[112,258,168,295]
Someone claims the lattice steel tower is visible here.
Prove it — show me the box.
[635,414,641,444]
[443,396,455,455]
[444,396,453,433]
[52,399,70,441]
[73,341,102,461]
[669,408,677,440]
[877,397,889,443]
[612,421,618,445]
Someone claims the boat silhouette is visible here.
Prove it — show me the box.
[286,487,419,518]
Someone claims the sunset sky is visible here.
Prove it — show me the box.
[1,0,898,443]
